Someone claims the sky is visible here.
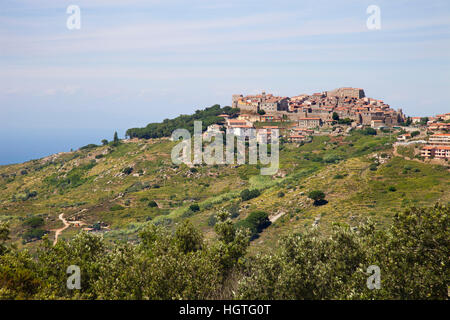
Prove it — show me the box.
[0,0,449,165]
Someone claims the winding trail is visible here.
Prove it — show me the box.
[52,213,86,245]
[53,213,70,245]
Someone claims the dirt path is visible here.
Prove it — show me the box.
[52,212,86,245]
[270,211,286,223]
[53,213,70,245]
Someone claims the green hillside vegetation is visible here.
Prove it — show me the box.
[0,105,449,299]
[125,104,238,139]
[0,204,448,299]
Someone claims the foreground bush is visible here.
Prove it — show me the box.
[0,204,448,300]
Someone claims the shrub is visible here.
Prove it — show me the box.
[308,190,326,206]
[227,203,240,218]
[240,189,261,201]
[182,209,194,218]
[362,128,377,135]
[388,186,397,192]
[23,216,44,228]
[110,204,125,211]
[323,154,342,163]
[122,167,133,175]
[236,211,271,240]
[80,144,98,150]
[207,214,217,227]
[22,229,47,241]
[148,200,158,208]
[277,191,285,198]
[189,203,200,212]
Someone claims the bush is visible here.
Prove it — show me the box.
[207,214,217,227]
[362,128,377,135]
[22,229,47,241]
[308,190,326,206]
[236,211,271,240]
[240,189,261,201]
[189,203,200,212]
[148,200,158,208]
[277,191,285,198]
[323,154,342,164]
[122,167,133,175]
[333,174,344,179]
[388,186,397,192]
[80,144,98,150]
[23,216,44,228]
[227,203,240,218]
[110,204,125,211]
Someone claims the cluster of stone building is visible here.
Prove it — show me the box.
[232,88,406,129]
[418,113,450,160]
[421,134,450,160]
[204,89,449,159]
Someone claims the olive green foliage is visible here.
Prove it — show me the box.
[361,128,377,136]
[235,211,271,240]
[308,190,326,205]
[23,216,44,228]
[189,204,200,212]
[125,105,238,139]
[148,200,158,208]
[237,204,449,299]
[0,204,448,299]
[240,189,261,201]
[0,212,250,300]
[44,161,96,190]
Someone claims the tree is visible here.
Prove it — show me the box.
[332,112,339,121]
[0,222,10,255]
[101,139,108,146]
[308,190,326,205]
[404,117,412,126]
[175,220,203,253]
[189,203,200,212]
[148,200,158,208]
[240,189,261,201]
[122,167,133,175]
[257,109,266,115]
[113,132,120,146]
[362,127,377,135]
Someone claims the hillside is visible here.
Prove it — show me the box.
[1,124,449,253]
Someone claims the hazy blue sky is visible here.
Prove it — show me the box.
[1,0,449,164]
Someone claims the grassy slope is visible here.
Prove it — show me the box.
[0,131,449,253]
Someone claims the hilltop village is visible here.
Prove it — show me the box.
[203,87,450,160]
